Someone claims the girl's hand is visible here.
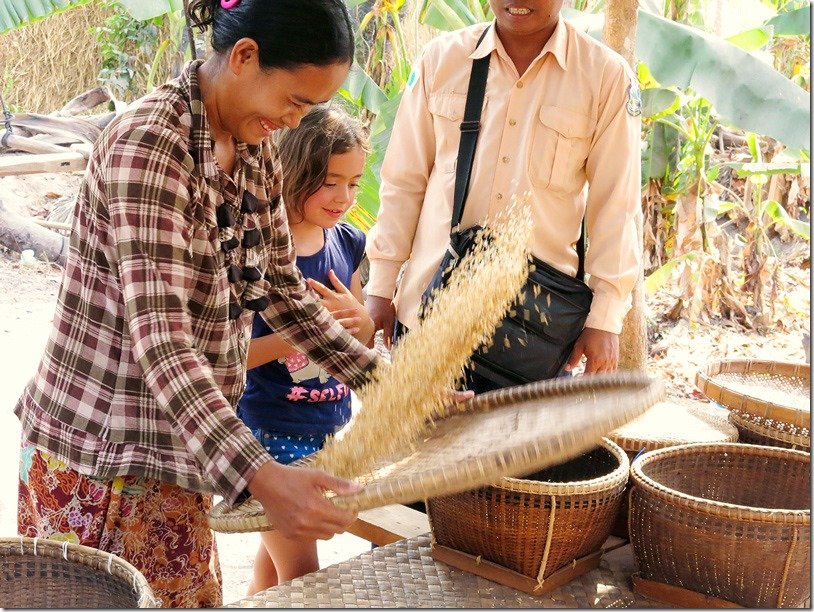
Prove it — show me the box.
[331,308,365,336]
[308,271,375,344]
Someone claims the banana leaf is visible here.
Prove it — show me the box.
[418,0,491,31]
[0,0,90,33]
[637,10,810,151]
[565,8,810,152]
[765,5,810,36]
[116,0,182,20]
[340,63,388,116]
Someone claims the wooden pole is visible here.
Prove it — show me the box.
[603,0,647,372]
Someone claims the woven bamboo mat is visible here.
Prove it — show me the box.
[226,534,661,608]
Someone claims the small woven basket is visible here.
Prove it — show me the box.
[629,442,810,608]
[696,360,810,452]
[427,438,628,594]
[0,536,160,608]
[729,409,810,450]
[609,399,739,460]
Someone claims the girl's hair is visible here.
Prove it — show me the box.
[186,0,355,70]
[276,105,370,222]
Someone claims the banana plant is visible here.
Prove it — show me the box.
[0,0,183,32]
[1,0,90,33]
[418,0,491,31]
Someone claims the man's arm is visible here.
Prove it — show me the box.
[571,60,643,373]
[365,48,437,339]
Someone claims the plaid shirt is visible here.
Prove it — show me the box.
[15,61,382,504]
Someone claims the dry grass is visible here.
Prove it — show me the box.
[316,199,534,479]
[0,4,110,113]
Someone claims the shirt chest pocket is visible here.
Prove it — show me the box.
[428,93,487,174]
[528,105,594,193]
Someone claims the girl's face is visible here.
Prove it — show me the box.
[298,147,366,229]
[222,39,350,145]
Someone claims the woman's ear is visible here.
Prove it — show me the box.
[228,37,260,76]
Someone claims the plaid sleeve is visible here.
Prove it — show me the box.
[259,157,384,389]
[103,126,270,504]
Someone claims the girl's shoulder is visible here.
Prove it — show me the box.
[327,222,366,267]
[329,222,365,248]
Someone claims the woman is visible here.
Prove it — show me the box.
[15,0,381,606]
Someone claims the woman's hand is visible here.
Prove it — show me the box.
[247,460,362,540]
[308,270,375,344]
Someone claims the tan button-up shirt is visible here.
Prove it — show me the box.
[366,17,642,334]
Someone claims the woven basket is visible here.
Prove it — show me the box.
[209,372,664,534]
[629,442,810,608]
[0,536,160,608]
[696,359,809,427]
[607,399,739,540]
[427,438,629,593]
[729,410,810,451]
[609,399,739,459]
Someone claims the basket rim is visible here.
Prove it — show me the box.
[630,442,810,524]
[695,359,810,426]
[495,438,629,495]
[729,411,811,448]
[609,401,738,452]
[0,536,159,608]
[209,372,664,533]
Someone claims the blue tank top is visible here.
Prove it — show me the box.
[237,222,366,436]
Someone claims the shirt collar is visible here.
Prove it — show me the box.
[470,15,568,71]
[178,60,262,179]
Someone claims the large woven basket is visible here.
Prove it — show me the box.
[210,372,664,533]
[0,536,160,608]
[629,442,810,608]
[696,359,809,443]
[607,399,738,539]
[427,438,629,594]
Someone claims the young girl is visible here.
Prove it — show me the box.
[15,0,384,606]
[237,106,374,594]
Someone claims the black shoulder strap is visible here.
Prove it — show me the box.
[451,26,491,231]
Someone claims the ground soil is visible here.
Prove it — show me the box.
[0,172,809,603]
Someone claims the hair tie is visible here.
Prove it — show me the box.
[221,0,241,8]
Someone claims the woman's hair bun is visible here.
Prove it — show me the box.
[187,0,219,31]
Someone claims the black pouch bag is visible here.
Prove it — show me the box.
[419,27,593,387]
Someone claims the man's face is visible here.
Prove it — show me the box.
[488,1,564,37]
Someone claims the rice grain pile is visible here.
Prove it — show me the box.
[315,199,534,479]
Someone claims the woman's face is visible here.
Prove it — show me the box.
[221,40,350,144]
[298,147,366,229]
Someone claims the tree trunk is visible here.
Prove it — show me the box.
[603,0,647,371]
[0,200,68,266]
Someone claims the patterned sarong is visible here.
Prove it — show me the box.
[18,442,222,607]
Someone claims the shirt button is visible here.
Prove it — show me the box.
[502,155,510,163]
[509,119,517,126]
[496,193,504,200]
[516,81,524,89]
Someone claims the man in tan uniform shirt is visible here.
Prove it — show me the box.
[366,0,642,377]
